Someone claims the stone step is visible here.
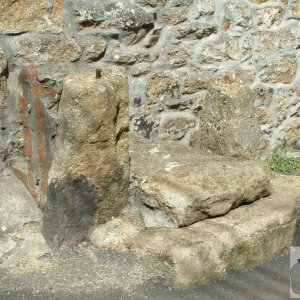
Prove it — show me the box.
[129,141,271,228]
[128,174,300,288]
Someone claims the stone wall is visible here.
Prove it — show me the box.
[0,0,299,174]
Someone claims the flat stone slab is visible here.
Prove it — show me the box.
[129,142,271,227]
[128,174,300,288]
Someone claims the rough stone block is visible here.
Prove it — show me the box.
[137,0,167,7]
[223,1,252,32]
[145,72,180,103]
[0,0,64,34]
[255,6,284,28]
[191,77,264,158]
[259,57,297,84]
[158,6,188,24]
[172,23,217,40]
[129,141,271,228]
[43,68,129,249]
[12,37,83,66]
[129,174,300,288]
[72,0,154,31]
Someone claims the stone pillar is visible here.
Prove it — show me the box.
[42,68,129,248]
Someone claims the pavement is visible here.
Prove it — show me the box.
[0,239,297,300]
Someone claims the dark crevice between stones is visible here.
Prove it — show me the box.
[78,19,107,29]
[42,175,101,250]
[116,126,129,145]
[123,23,154,34]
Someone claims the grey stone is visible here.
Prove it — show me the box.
[255,6,284,28]
[223,1,252,32]
[0,170,41,234]
[0,235,17,259]
[72,0,154,31]
[172,23,217,40]
[195,0,215,16]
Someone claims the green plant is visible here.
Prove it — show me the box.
[269,151,300,173]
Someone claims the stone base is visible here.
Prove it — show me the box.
[128,174,300,288]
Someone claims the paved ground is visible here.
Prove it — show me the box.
[0,241,297,300]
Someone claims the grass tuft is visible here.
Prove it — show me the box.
[269,151,300,173]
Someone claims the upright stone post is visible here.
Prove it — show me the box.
[43,68,129,248]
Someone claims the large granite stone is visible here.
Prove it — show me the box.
[191,77,264,158]
[43,68,129,248]
[129,141,271,228]
[128,174,300,288]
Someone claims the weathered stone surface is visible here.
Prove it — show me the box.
[191,78,264,158]
[0,169,41,234]
[0,47,7,75]
[242,27,300,64]
[195,0,215,16]
[183,70,254,95]
[162,45,190,67]
[172,23,217,40]
[146,73,180,103]
[223,2,252,32]
[158,7,188,24]
[131,62,151,77]
[137,0,167,7]
[83,40,107,62]
[106,50,149,65]
[159,116,196,141]
[259,57,297,84]
[89,214,145,251]
[43,68,129,248]
[288,1,300,19]
[255,6,284,28]
[73,1,154,31]
[183,71,213,94]
[0,47,8,112]
[0,77,8,113]
[278,120,300,150]
[198,35,240,64]
[129,141,271,228]
[0,0,63,34]
[0,235,17,259]
[0,128,25,172]
[12,37,83,66]
[128,174,300,287]
[274,88,298,125]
